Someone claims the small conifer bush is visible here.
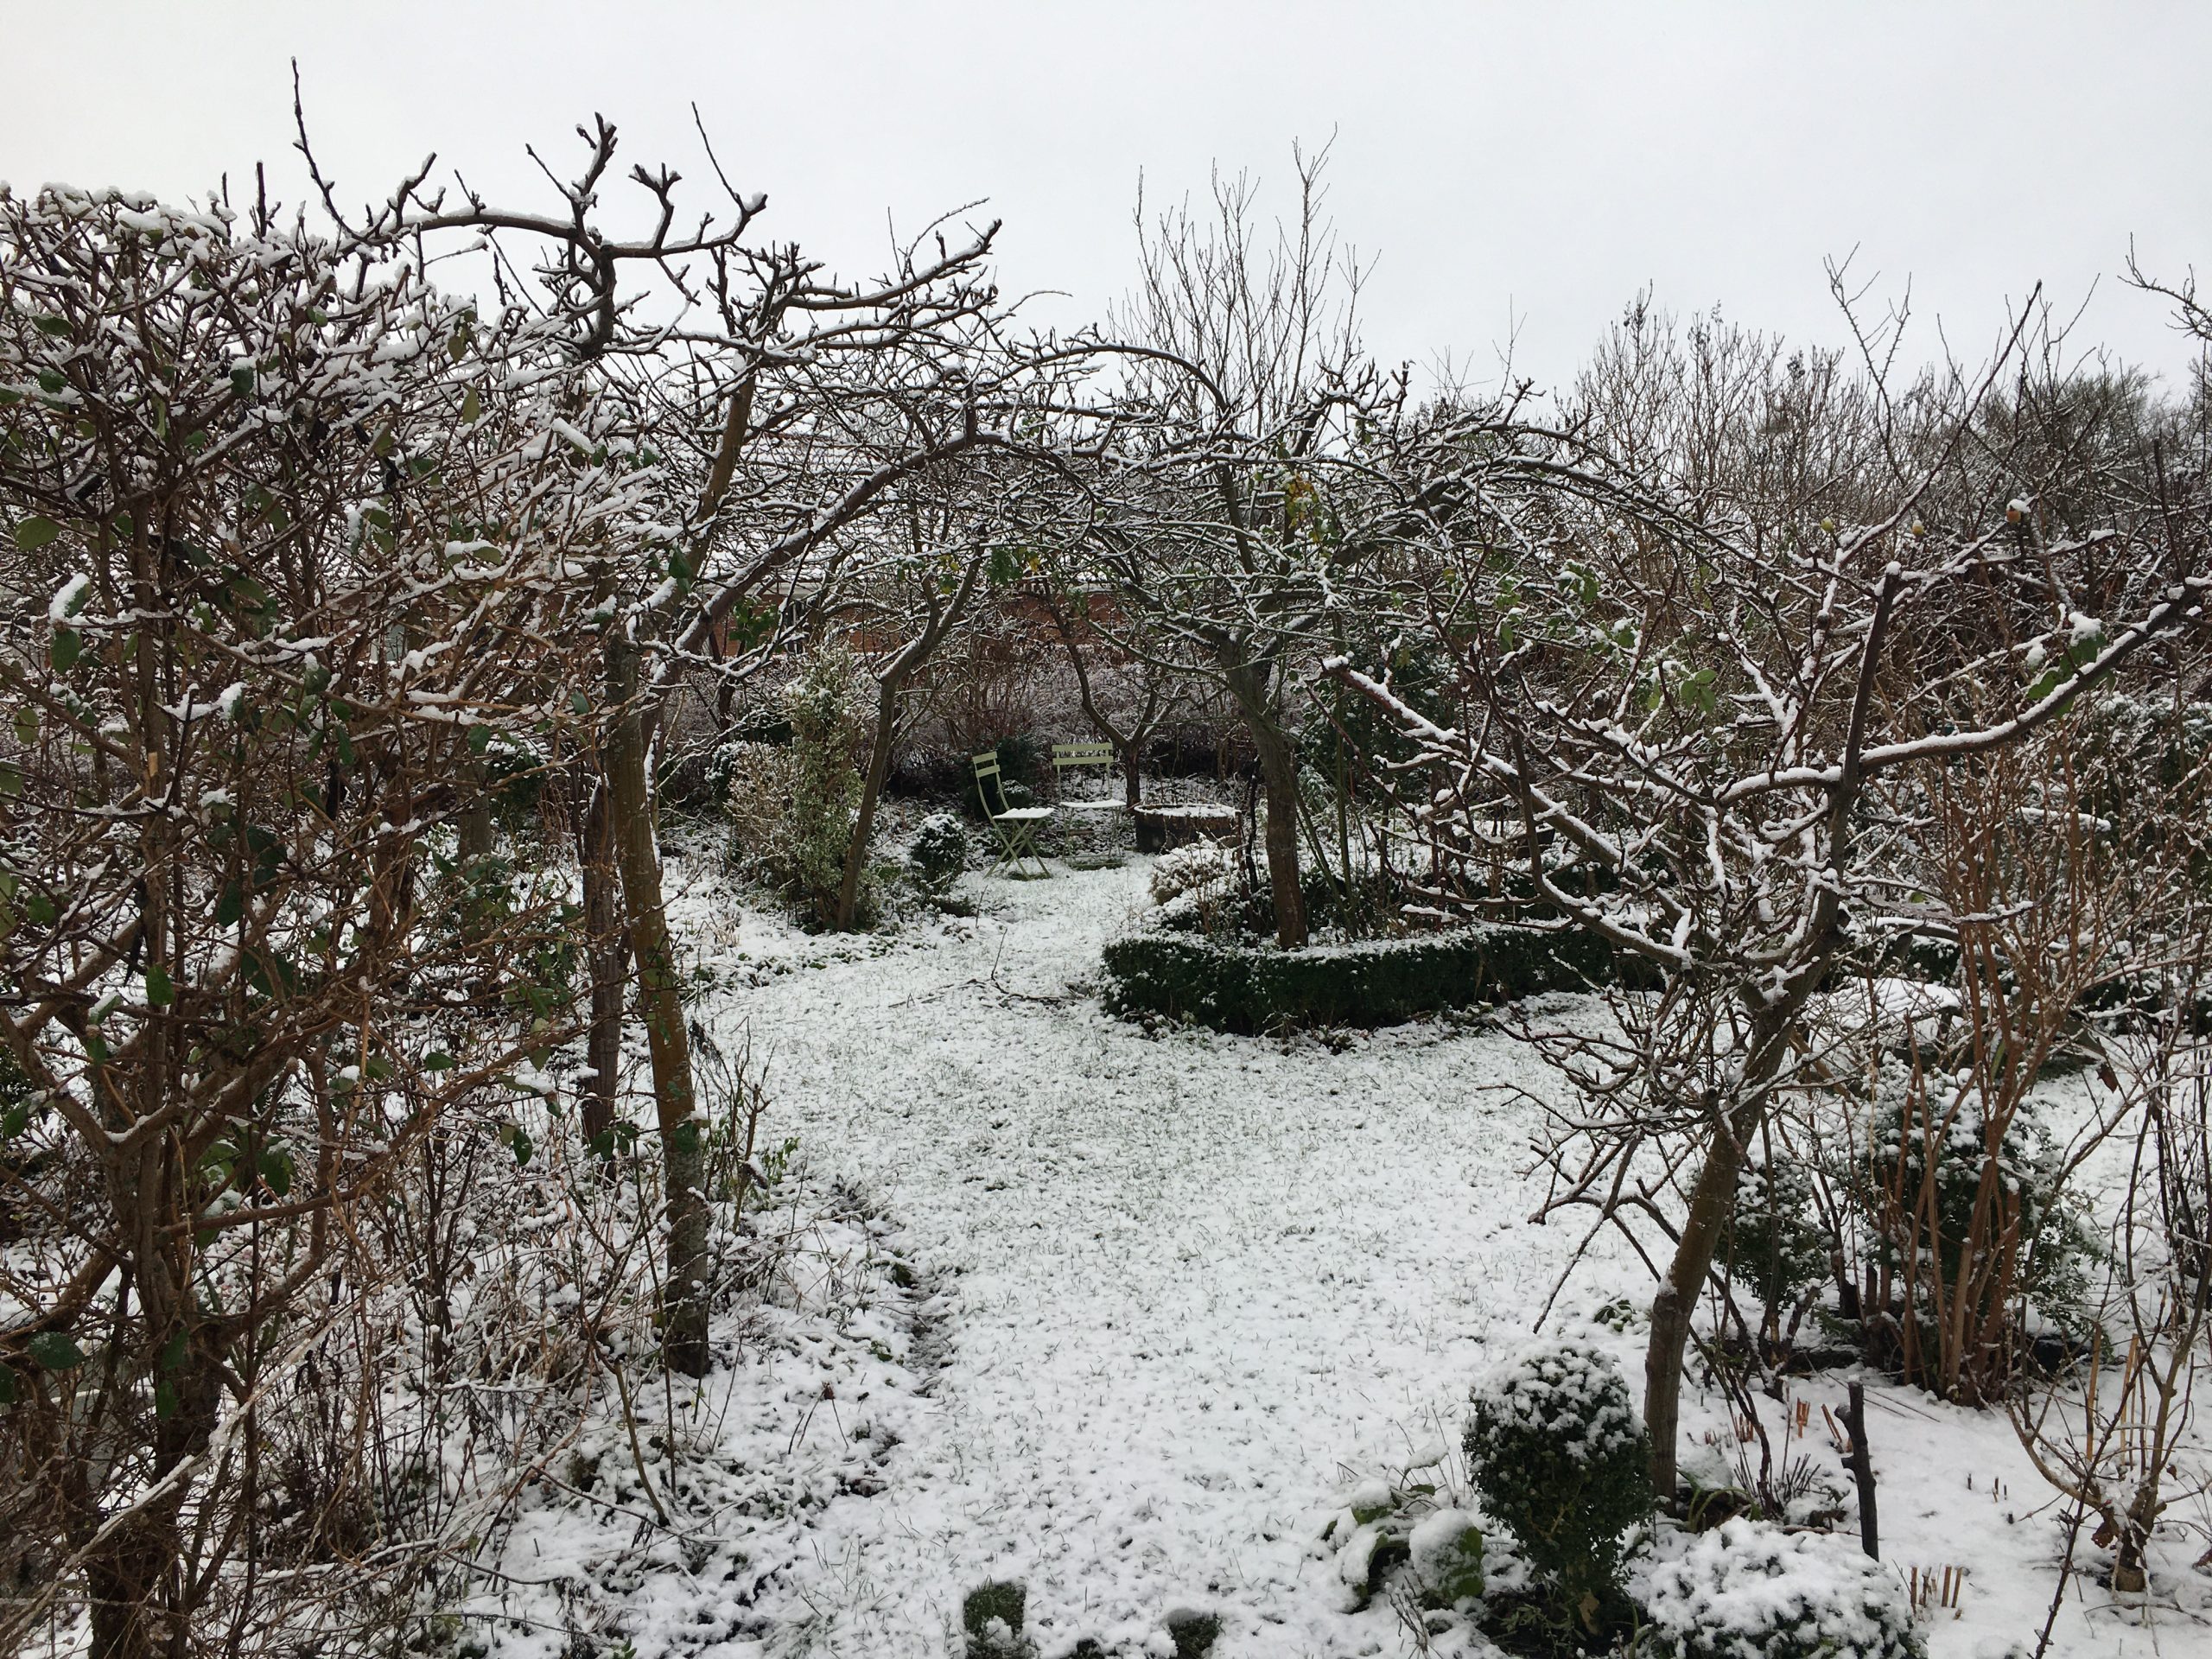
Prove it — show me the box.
[909,811,969,893]
[1465,1336,1652,1631]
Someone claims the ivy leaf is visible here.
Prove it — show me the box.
[14,517,60,551]
[13,706,37,744]
[422,1051,454,1072]
[27,1331,85,1372]
[506,1126,533,1166]
[158,1332,188,1372]
[145,964,175,1007]
[50,629,81,672]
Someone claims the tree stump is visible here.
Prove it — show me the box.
[1133,804,1239,853]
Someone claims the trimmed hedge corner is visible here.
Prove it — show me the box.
[1101,922,1644,1033]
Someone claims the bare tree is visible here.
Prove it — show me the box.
[299,103,1025,1369]
[1330,296,2212,1497]
[1080,147,1399,946]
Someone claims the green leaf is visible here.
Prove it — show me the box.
[25,891,56,927]
[257,1147,294,1198]
[12,707,35,744]
[0,764,18,800]
[14,517,60,551]
[158,1332,188,1372]
[0,1363,17,1405]
[50,629,81,671]
[213,881,244,927]
[230,365,256,398]
[144,964,174,1007]
[467,723,492,754]
[154,1379,181,1419]
[1,1103,29,1139]
[569,690,591,717]
[422,1051,454,1072]
[27,1331,85,1372]
[34,315,72,337]
[506,1126,533,1166]
[461,386,482,423]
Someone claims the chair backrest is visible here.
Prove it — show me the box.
[972,750,1011,817]
[1052,741,1116,772]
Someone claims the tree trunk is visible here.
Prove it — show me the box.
[578,779,626,1149]
[1644,1007,1792,1501]
[1122,737,1143,809]
[604,632,712,1376]
[834,672,903,932]
[1222,658,1306,949]
[1252,721,1307,948]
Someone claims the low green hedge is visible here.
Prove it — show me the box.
[1101,923,1646,1033]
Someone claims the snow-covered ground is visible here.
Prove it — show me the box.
[476,849,2212,1659]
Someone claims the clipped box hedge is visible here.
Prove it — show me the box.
[1102,922,1647,1033]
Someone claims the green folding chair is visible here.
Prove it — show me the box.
[972,750,1055,878]
[1051,741,1123,810]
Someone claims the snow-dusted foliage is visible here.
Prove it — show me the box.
[0,181,648,1645]
[1408,1507,1487,1605]
[1464,1336,1652,1616]
[1640,1519,1923,1659]
[909,809,970,892]
[1149,839,1234,906]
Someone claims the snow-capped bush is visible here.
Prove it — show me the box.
[909,811,969,893]
[1639,1518,1923,1659]
[1149,840,1232,906]
[1464,1335,1651,1619]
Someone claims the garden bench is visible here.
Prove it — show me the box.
[972,749,1054,878]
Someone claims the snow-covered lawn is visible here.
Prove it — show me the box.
[480,851,2210,1659]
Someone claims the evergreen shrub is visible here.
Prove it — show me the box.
[1464,1337,1652,1633]
[1639,1518,1923,1659]
[1101,923,1641,1033]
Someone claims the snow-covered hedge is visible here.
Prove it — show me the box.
[1464,1336,1651,1618]
[1101,921,1639,1033]
[1639,1519,1923,1659]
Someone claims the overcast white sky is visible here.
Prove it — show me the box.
[5,3,2208,394]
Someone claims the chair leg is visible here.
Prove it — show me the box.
[1013,827,1050,879]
